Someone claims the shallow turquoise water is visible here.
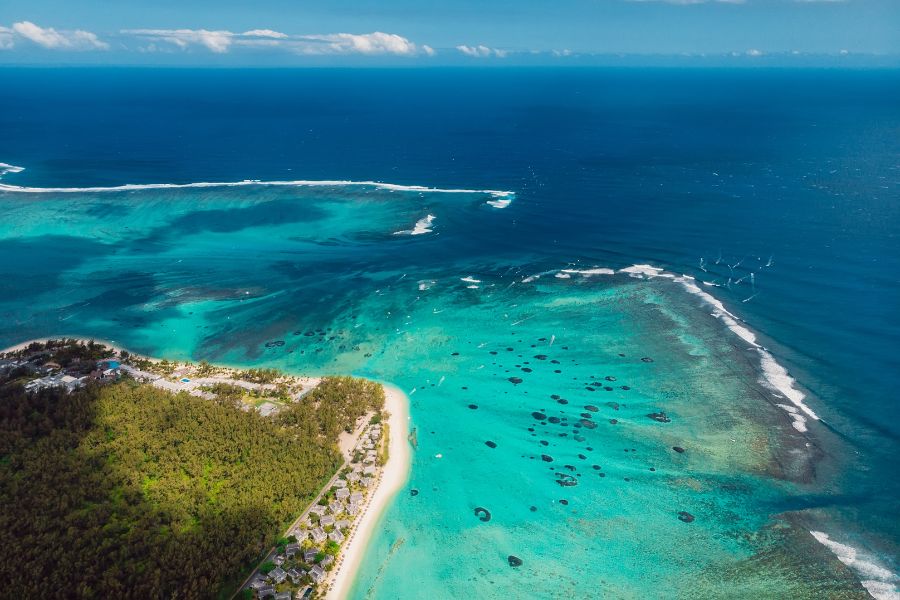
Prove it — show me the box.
[0,181,883,598]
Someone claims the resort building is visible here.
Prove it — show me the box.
[287,567,303,584]
[308,565,326,584]
[269,566,287,584]
[285,543,300,558]
[258,585,276,599]
[310,527,327,544]
[24,373,85,393]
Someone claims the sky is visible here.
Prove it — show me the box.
[0,0,898,66]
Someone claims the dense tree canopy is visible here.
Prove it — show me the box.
[0,371,383,599]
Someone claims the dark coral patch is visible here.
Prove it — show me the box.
[531,411,547,421]
[641,357,654,363]
[508,555,523,567]
[648,412,671,423]
[673,446,685,453]
[534,355,548,360]
[468,404,479,410]
[474,507,492,522]
[485,440,497,449]
[556,473,578,487]
[410,489,419,497]
[509,377,524,385]
[678,511,695,523]
[541,454,554,462]
[585,405,599,412]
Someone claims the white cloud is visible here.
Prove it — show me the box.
[11,21,108,50]
[0,26,14,50]
[123,29,233,53]
[242,29,288,39]
[626,0,745,4]
[746,48,764,56]
[301,31,423,55]
[456,44,507,58]
[123,28,431,56]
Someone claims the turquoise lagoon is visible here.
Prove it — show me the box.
[0,179,888,599]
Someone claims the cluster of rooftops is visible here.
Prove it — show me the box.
[245,422,383,599]
[0,356,121,393]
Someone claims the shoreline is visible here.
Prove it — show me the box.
[324,383,411,600]
[1,336,135,358]
[4,337,414,599]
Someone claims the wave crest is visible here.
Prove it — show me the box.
[0,162,516,209]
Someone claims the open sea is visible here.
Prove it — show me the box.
[0,67,898,599]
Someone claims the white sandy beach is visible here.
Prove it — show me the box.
[1,336,133,356]
[4,337,413,599]
[325,384,411,600]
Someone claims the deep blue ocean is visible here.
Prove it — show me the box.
[1,67,898,597]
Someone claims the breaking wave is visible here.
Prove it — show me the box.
[0,162,515,209]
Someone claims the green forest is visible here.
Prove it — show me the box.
[0,371,383,598]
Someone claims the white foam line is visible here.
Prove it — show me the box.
[560,267,616,277]
[394,214,436,236]
[810,531,900,600]
[486,197,511,208]
[461,276,481,284]
[610,263,821,432]
[0,164,515,206]
[0,162,25,177]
